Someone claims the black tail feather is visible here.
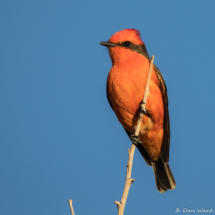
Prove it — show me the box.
[151,158,176,193]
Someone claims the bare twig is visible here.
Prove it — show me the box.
[135,56,154,136]
[114,144,136,215]
[68,57,155,215]
[68,200,75,215]
[115,56,154,215]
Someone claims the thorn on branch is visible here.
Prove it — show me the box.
[114,201,122,208]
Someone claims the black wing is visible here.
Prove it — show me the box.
[153,64,170,163]
[137,44,171,163]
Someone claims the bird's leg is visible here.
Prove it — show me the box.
[130,100,152,145]
[130,126,142,145]
[140,100,151,117]
[130,134,142,145]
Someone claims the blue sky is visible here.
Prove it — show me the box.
[1,1,215,215]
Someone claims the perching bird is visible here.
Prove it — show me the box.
[100,29,176,193]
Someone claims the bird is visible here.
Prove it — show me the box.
[99,29,176,193]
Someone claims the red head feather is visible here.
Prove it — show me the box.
[109,29,144,45]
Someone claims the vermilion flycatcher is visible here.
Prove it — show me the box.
[100,29,176,193]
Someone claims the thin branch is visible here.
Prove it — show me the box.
[68,57,155,215]
[114,144,136,215]
[68,199,75,215]
[114,56,154,215]
[135,56,154,136]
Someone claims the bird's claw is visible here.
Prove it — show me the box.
[130,134,142,145]
[140,102,151,117]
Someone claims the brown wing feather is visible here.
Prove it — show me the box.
[153,64,170,163]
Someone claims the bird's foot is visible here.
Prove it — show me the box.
[140,101,151,117]
[130,134,142,145]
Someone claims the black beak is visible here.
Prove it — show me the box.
[99,42,117,47]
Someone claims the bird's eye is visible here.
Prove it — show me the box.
[124,41,131,47]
